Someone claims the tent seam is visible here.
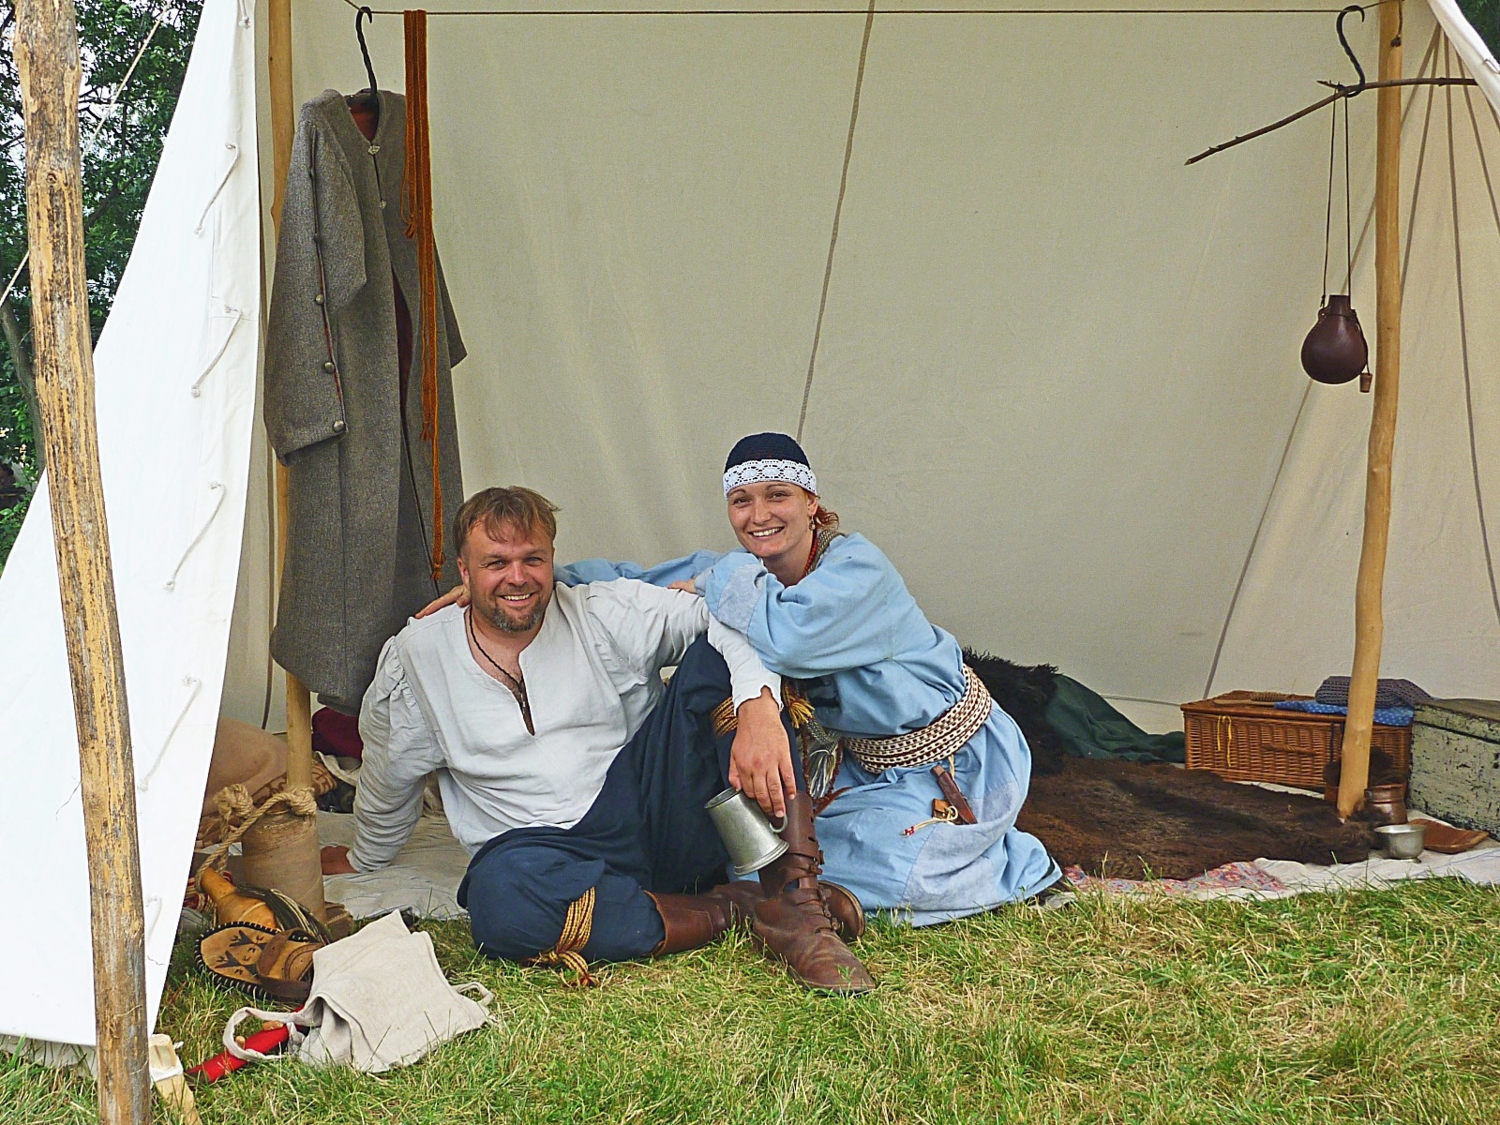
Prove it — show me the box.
[796,0,876,443]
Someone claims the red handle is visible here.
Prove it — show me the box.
[185,1021,292,1083]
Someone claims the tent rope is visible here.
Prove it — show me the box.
[796,0,875,444]
[1402,28,1443,291]
[1443,44,1500,631]
[194,784,319,884]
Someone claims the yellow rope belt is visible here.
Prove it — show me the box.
[712,684,815,736]
[524,887,598,988]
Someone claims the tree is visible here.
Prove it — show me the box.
[0,0,202,571]
[1462,0,1500,58]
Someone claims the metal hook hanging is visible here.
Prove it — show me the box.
[1336,5,1367,96]
[355,6,378,94]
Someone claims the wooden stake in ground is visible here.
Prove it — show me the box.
[12,0,150,1121]
[259,0,327,920]
[267,0,315,796]
[1337,3,1404,819]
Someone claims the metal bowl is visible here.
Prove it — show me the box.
[1375,822,1427,860]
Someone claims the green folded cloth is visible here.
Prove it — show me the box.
[1043,675,1185,764]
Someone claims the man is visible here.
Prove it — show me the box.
[323,486,873,993]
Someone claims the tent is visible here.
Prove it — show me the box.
[3,0,1498,1051]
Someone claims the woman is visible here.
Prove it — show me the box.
[433,433,1060,924]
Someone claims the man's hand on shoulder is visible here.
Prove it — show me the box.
[321,845,357,875]
[728,687,796,819]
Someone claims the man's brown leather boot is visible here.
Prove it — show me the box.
[753,793,876,993]
[645,892,738,955]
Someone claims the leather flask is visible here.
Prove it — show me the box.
[1301,294,1368,385]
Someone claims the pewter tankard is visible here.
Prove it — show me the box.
[705,787,788,875]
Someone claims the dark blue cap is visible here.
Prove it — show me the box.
[724,432,811,473]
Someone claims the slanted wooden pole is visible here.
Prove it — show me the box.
[267,0,314,796]
[1338,2,1404,818]
[12,0,149,1121]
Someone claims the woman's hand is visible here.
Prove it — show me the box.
[667,578,697,594]
[416,584,468,618]
[728,687,796,819]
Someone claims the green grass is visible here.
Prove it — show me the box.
[5,879,1500,1124]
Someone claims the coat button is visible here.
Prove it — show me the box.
[332,419,346,434]
[324,361,337,374]
[313,293,325,305]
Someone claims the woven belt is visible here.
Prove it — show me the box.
[842,666,994,774]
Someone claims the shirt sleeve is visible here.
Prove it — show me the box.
[698,538,904,680]
[556,549,725,588]
[708,616,782,710]
[349,638,444,871]
[582,579,778,708]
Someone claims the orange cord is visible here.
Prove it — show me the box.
[404,10,444,583]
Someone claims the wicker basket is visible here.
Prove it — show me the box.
[1181,693,1412,791]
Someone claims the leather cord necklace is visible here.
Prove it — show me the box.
[466,607,534,734]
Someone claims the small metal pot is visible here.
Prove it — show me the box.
[705,788,788,875]
[1363,782,1408,827]
[1375,822,1426,860]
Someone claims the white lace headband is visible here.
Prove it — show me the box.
[722,458,818,496]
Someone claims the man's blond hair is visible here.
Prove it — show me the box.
[453,486,560,556]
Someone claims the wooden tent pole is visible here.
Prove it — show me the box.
[12,0,149,1120]
[268,0,313,794]
[1337,1,1404,819]
[256,0,328,920]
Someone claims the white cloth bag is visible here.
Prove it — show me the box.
[224,910,493,1073]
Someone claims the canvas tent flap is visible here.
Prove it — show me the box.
[0,0,259,1046]
[1428,0,1500,114]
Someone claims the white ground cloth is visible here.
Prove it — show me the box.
[321,806,1499,919]
[321,812,469,921]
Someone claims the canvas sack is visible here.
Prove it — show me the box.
[223,910,493,1072]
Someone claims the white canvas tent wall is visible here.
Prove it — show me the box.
[2,0,1499,1050]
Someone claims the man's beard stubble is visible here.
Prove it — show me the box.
[477,595,546,635]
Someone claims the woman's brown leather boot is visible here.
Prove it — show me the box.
[752,793,876,994]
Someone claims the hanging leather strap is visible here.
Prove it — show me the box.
[404,10,443,583]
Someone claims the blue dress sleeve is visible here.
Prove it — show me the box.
[556,549,725,588]
[698,536,905,679]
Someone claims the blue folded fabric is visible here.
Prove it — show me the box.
[1314,675,1431,710]
[1274,699,1414,727]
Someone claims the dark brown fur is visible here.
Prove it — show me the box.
[962,649,1066,776]
[1017,757,1376,880]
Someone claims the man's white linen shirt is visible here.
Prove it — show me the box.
[348,580,779,871]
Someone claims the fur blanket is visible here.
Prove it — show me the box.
[959,648,1375,878]
[1016,757,1376,880]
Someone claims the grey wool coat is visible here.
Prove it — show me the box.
[265,90,466,713]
